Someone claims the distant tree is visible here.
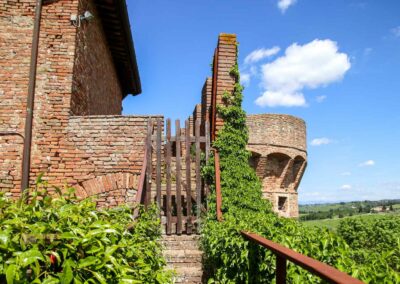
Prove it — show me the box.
[358,205,363,213]
[389,205,394,211]
[382,205,387,211]
[339,213,344,218]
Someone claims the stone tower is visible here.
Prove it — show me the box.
[246,114,307,218]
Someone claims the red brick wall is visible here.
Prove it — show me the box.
[0,0,79,197]
[24,115,159,199]
[71,0,123,116]
[0,1,144,200]
[211,34,237,138]
[246,114,307,218]
[200,77,212,136]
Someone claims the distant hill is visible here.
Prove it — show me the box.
[299,199,400,221]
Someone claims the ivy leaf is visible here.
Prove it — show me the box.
[91,271,107,284]
[78,256,99,268]
[60,259,73,284]
[19,249,44,267]
[6,264,17,284]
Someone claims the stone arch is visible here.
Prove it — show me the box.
[264,152,291,181]
[292,156,307,191]
[248,150,263,178]
[72,172,139,208]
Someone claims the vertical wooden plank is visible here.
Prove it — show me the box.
[146,118,153,207]
[205,120,210,163]
[195,119,202,223]
[185,120,192,234]
[166,119,172,235]
[156,119,162,210]
[205,120,210,199]
[175,120,182,235]
[276,256,287,284]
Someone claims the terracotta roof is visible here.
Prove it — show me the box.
[94,0,141,96]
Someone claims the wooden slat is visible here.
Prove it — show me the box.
[146,119,152,207]
[156,119,162,210]
[276,256,287,284]
[205,120,210,198]
[195,119,202,222]
[214,150,223,222]
[175,120,182,235]
[132,147,147,220]
[240,232,365,284]
[166,119,172,235]
[185,120,193,234]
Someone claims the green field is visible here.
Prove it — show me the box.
[302,211,400,231]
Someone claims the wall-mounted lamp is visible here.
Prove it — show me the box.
[70,11,94,27]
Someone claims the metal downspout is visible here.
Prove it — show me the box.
[21,0,43,192]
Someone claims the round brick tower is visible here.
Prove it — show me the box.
[246,114,307,218]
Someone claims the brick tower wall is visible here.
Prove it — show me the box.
[0,1,150,201]
[246,114,307,218]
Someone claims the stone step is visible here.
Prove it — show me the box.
[162,234,204,283]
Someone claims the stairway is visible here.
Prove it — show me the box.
[162,235,204,283]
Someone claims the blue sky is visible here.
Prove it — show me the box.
[123,0,400,204]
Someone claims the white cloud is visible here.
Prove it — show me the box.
[310,137,332,146]
[244,47,280,64]
[255,39,351,107]
[277,0,297,13]
[316,95,327,103]
[341,184,352,190]
[391,26,400,37]
[240,73,250,87]
[256,91,306,107]
[341,171,352,176]
[359,160,375,167]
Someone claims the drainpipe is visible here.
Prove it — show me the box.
[21,0,43,192]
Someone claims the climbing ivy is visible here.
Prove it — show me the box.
[201,47,400,283]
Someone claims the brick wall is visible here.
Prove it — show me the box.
[211,34,237,139]
[0,1,144,201]
[71,0,123,115]
[200,77,212,136]
[246,114,307,218]
[0,0,79,197]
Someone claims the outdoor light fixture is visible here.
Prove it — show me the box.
[70,11,94,27]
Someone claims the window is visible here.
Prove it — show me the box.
[278,196,287,211]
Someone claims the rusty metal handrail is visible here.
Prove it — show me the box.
[213,151,364,284]
[241,232,364,284]
[214,150,223,222]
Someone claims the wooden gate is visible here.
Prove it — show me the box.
[143,118,210,235]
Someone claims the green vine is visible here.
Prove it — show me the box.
[200,47,399,283]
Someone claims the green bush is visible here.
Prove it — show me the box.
[0,178,172,284]
[338,216,400,272]
[200,48,400,283]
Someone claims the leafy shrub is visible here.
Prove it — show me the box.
[200,49,400,283]
[0,178,172,283]
[338,215,400,272]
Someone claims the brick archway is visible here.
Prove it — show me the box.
[73,172,139,208]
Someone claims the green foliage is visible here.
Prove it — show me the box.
[201,50,400,283]
[0,178,172,284]
[338,215,400,272]
[299,199,400,221]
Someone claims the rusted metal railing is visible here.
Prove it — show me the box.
[214,150,223,222]
[213,150,364,284]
